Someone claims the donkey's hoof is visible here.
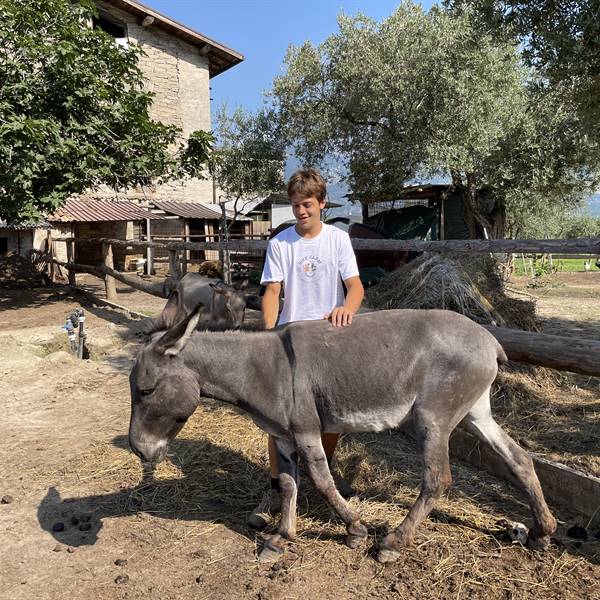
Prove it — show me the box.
[346,533,365,549]
[258,545,284,563]
[527,535,551,552]
[376,547,401,564]
[346,521,368,549]
[258,535,285,562]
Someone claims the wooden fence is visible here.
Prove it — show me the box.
[45,235,600,378]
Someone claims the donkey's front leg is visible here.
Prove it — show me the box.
[295,433,368,549]
[259,438,299,562]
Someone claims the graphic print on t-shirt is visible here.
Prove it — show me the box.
[297,254,325,282]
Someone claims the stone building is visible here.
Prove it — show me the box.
[93,0,243,205]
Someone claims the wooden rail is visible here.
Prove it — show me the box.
[53,236,600,254]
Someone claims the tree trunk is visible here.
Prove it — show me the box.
[454,171,505,239]
[219,201,232,285]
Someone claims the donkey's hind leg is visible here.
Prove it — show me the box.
[461,389,557,549]
[377,410,453,564]
[295,432,368,549]
[260,438,299,562]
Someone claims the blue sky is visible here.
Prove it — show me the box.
[143,0,435,115]
[142,1,437,208]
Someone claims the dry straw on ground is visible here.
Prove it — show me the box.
[48,403,598,597]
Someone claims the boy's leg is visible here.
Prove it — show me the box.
[248,435,282,530]
[248,433,353,530]
[321,432,340,460]
[322,433,354,498]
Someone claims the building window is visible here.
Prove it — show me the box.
[0,237,8,254]
[93,15,128,48]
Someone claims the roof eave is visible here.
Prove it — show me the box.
[103,0,244,78]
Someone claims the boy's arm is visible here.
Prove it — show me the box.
[262,281,282,329]
[328,275,364,327]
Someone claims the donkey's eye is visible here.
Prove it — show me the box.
[175,416,189,424]
[139,388,155,397]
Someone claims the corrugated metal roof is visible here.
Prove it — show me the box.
[49,198,166,222]
[0,218,52,230]
[152,200,251,221]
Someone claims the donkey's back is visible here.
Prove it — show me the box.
[282,309,506,434]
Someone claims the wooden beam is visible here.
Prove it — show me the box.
[146,218,153,275]
[54,260,168,298]
[53,236,600,255]
[448,427,600,521]
[484,326,600,377]
[168,249,181,281]
[66,239,76,287]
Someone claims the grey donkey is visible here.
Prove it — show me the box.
[153,273,247,332]
[129,306,557,563]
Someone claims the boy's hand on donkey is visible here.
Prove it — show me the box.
[325,307,354,327]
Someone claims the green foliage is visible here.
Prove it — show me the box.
[447,1,600,141]
[0,0,213,222]
[273,1,599,238]
[212,105,286,214]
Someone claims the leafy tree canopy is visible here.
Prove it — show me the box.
[212,105,286,215]
[0,0,213,222]
[273,1,599,238]
[447,1,600,139]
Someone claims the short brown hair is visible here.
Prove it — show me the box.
[287,168,327,202]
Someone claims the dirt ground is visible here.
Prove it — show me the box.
[1,274,599,600]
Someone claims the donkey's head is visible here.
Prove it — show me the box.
[128,308,205,465]
[209,281,246,329]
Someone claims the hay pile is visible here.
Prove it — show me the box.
[0,252,45,288]
[366,253,538,330]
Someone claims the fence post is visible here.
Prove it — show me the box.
[102,242,117,301]
[168,249,181,281]
[182,221,190,275]
[47,233,55,283]
[146,218,154,275]
[66,239,76,287]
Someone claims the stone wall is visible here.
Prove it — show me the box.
[95,1,214,204]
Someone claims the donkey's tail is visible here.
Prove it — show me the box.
[496,339,508,364]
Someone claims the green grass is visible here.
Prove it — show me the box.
[513,257,600,276]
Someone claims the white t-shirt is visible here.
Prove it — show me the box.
[261,223,360,325]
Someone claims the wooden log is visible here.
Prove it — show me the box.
[182,221,190,275]
[484,326,600,377]
[52,236,600,255]
[66,240,76,287]
[66,285,151,320]
[102,243,117,301]
[54,260,167,298]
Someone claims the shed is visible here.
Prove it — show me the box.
[0,219,52,257]
[47,197,165,269]
[148,200,252,264]
[351,184,470,240]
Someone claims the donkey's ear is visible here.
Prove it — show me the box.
[152,290,179,332]
[154,303,206,356]
[210,283,231,298]
[233,278,249,291]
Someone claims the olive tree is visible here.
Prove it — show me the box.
[211,105,286,283]
[273,2,596,238]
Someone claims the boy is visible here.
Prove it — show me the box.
[248,168,364,529]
